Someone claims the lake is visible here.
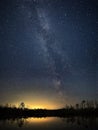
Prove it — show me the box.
[0,117,98,130]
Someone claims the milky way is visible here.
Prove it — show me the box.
[34,0,74,98]
[0,0,97,106]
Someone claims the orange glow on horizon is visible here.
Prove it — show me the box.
[10,92,66,109]
[13,100,62,109]
[24,102,60,109]
[12,100,64,110]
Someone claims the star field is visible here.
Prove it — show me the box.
[0,0,97,107]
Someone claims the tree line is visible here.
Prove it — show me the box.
[0,100,98,119]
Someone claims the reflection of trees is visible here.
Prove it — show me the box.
[17,118,25,128]
[64,117,97,129]
[66,117,75,124]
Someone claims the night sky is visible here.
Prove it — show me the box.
[0,0,97,109]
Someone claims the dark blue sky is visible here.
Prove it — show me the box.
[0,0,97,108]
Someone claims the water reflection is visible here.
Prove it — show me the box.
[0,117,98,130]
[26,117,55,123]
[17,118,24,128]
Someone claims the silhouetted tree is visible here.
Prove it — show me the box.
[81,100,86,109]
[76,104,79,109]
[19,102,25,109]
[95,100,98,108]
[89,100,94,108]
[5,103,9,108]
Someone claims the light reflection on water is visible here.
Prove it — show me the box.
[0,117,98,130]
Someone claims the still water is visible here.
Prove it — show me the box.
[0,117,98,130]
